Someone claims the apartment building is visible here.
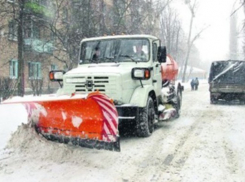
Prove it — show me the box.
[0,0,64,95]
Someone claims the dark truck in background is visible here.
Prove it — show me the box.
[209,60,245,104]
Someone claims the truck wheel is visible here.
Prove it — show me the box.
[136,97,155,137]
[174,89,182,118]
[210,95,217,104]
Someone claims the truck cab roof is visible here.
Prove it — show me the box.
[81,34,159,43]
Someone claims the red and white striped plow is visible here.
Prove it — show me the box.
[88,93,119,142]
[2,91,120,152]
[87,92,120,151]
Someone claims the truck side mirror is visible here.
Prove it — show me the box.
[158,46,167,63]
[49,70,65,82]
[49,70,66,88]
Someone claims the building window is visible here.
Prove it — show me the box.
[28,62,42,79]
[51,64,57,70]
[9,59,18,79]
[8,20,17,41]
[24,18,40,39]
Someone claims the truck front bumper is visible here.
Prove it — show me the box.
[115,105,139,124]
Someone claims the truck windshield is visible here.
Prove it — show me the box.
[209,60,245,84]
[79,38,150,64]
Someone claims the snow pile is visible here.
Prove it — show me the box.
[6,123,37,150]
[0,101,85,163]
[6,123,88,163]
[0,104,28,151]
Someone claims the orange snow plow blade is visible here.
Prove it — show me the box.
[3,92,120,151]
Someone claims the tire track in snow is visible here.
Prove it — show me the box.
[112,88,209,181]
[127,87,211,182]
[223,140,238,174]
[116,86,210,181]
[220,106,245,182]
[148,84,213,181]
[156,112,209,182]
[126,117,204,182]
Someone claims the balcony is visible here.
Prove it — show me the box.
[24,38,54,54]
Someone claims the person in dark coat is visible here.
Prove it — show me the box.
[194,77,199,90]
[92,47,100,62]
[190,78,195,90]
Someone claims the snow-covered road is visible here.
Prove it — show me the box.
[1,82,245,182]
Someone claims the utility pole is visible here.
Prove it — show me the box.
[243,1,245,60]
[230,5,238,59]
[17,0,25,96]
[182,0,196,83]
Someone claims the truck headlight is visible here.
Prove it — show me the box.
[132,68,151,80]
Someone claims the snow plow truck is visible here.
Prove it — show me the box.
[3,34,183,152]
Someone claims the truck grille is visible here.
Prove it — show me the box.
[72,76,112,94]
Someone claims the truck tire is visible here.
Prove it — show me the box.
[174,88,182,118]
[136,97,155,137]
[210,94,217,104]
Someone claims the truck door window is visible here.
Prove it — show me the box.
[153,43,157,62]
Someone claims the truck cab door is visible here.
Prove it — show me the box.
[152,42,162,96]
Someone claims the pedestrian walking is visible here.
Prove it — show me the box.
[194,77,199,90]
[190,78,195,90]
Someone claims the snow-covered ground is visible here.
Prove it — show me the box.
[1,80,245,182]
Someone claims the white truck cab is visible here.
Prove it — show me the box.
[50,35,182,137]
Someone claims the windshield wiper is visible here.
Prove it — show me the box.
[118,54,137,63]
[79,59,93,64]
[79,58,102,64]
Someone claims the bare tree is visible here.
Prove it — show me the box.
[45,0,114,69]
[159,4,183,62]
[38,0,175,69]
[0,77,18,101]
[181,0,208,82]
[29,78,43,96]
[44,0,166,69]
[127,0,173,36]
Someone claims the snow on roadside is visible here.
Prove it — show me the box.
[2,80,245,182]
[1,93,89,104]
[0,104,28,152]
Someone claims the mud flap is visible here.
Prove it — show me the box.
[158,103,178,121]
[159,108,177,121]
[2,92,120,152]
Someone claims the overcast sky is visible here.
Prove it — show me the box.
[172,0,244,62]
